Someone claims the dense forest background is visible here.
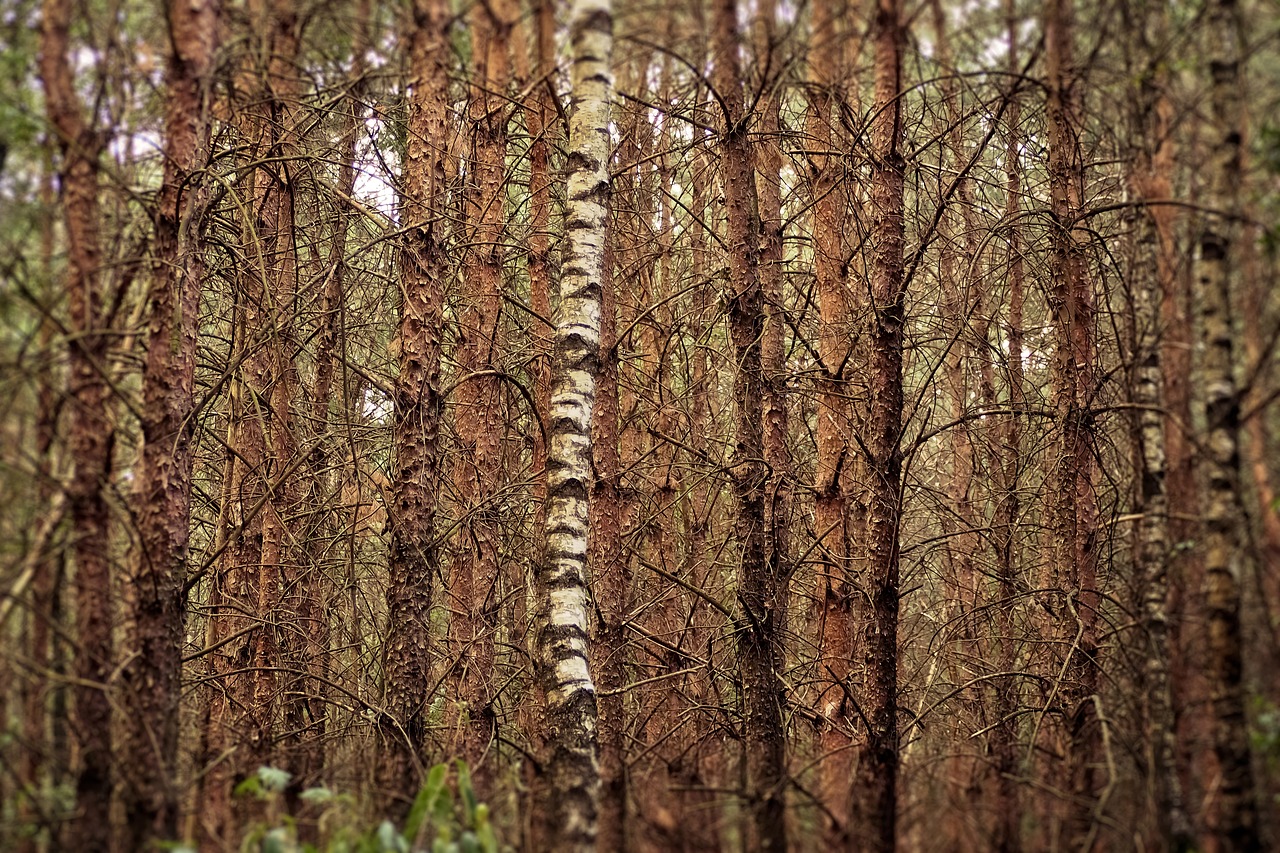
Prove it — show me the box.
[2,0,1279,849]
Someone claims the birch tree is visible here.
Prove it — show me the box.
[1197,0,1260,847]
[534,0,612,847]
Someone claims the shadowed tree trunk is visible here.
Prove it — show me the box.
[39,0,115,847]
[1196,0,1260,848]
[849,2,906,850]
[711,0,787,849]
[990,9,1026,848]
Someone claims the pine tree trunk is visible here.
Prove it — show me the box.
[710,1,787,849]
[449,0,514,789]
[39,0,115,847]
[849,2,905,849]
[806,0,859,841]
[1044,0,1103,843]
[124,0,218,844]
[381,0,451,805]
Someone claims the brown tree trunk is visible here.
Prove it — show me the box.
[39,0,115,847]
[1044,0,1103,844]
[449,0,514,790]
[931,2,986,844]
[990,12,1026,848]
[849,2,905,849]
[123,0,218,845]
[381,0,450,806]
[296,0,369,794]
[806,0,860,842]
[989,7,1026,851]
[712,1,787,849]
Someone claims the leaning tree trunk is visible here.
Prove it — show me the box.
[534,0,612,848]
[381,0,451,807]
[124,0,218,845]
[39,1,115,848]
[1197,0,1260,848]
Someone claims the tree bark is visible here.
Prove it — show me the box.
[381,0,451,806]
[534,0,612,847]
[1044,0,1103,844]
[806,0,858,841]
[1127,3,1191,844]
[849,2,905,849]
[39,0,115,847]
[124,0,218,844]
[1196,1,1260,848]
[711,0,788,849]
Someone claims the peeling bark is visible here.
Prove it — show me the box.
[1196,1,1260,847]
[534,1,612,847]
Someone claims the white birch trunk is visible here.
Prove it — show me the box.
[535,0,611,848]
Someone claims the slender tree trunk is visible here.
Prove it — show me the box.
[849,2,905,849]
[39,0,115,847]
[534,0,612,847]
[18,157,67,853]
[754,0,791,687]
[1127,4,1192,845]
[711,1,787,849]
[931,3,987,843]
[298,0,369,793]
[1197,1,1260,848]
[806,0,859,842]
[450,0,514,788]
[381,0,450,807]
[1044,0,1103,844]
[591,222,628,853]
[513,4,558,843]
[991,13,1026,847]
[123,0,218,844]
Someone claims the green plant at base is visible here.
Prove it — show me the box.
[231,761,502,853]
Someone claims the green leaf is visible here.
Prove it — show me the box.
[257,766,293,793]
[233,775,263,799]
[455,760,477,826]
[261,827,296,853]
[375,820,408,853]
[404,762,448,845]
[299,786,334,804]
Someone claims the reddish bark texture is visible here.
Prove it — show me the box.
[39,0,115,848]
